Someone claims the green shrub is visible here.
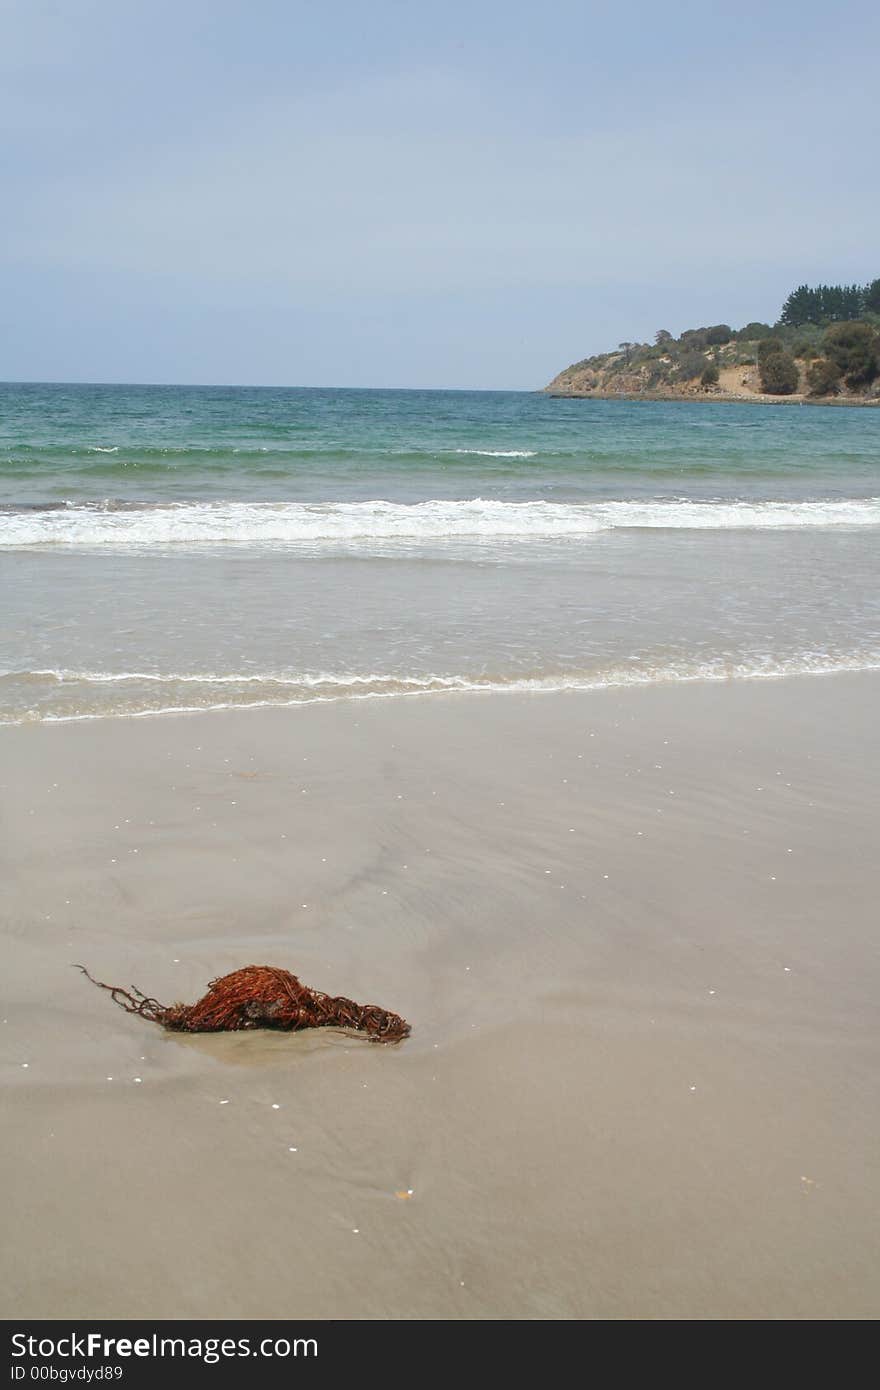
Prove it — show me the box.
[736,322,774,340]
[701,363,720,386]
[679,328,708,351]
[759,350,799,394]
[757,337,785,363]
[793,339,819,360]
[645,365,671,389]
[823,321,879,387]
[806,358,842,396]
[677,351,708,380]
[705,324,732,346]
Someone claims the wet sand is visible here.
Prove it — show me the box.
[2,675,879,1319]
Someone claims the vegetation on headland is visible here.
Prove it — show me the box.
[545,278,880,403]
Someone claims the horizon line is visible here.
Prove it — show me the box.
[0,378,539,394]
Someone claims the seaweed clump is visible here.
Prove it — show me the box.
[77,963,410,1043]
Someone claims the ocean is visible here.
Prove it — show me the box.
[1,381,878,724]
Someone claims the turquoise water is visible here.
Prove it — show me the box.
[2,383,879,505]
[2,383,879,721]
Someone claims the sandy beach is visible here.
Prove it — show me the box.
[2,674,878,1320]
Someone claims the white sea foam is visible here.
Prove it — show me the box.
[3,496,879,548]
[3,654,878,725]
[86,446,119,453]
[453,449,538,458]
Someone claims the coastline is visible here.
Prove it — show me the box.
[543,388,880,406]
[3,673,879,1319]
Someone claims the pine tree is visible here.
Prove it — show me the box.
[779,285,816,326]
[863,278,880,314]
[780,278,875,326]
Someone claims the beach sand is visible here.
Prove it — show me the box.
[2,674,879,1320]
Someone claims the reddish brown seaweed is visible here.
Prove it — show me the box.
[76,963,410,1042]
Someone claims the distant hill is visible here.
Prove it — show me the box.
[545,279,880,404]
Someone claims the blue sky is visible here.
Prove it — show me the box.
[2,0,878,389]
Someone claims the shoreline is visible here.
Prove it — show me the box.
[543,388,880,406]
[3,658,880,730]
[3,673,879,1318]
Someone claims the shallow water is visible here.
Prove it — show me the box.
[2,383,878,721]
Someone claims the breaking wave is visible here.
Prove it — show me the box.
[453,449,538,458]
[3,496,880,549]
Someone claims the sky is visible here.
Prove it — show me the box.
[1,0,878,390]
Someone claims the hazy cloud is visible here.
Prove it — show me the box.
[2,0,877,386]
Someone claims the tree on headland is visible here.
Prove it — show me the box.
[779,281,869,327]
[655,329,673,346]
[806,358,842,396]
[618,342,634,365]
[792,337,820,360]
[863,278,880,315]
[759,349,799,394]
[679,328,708,351]
[823,322,879,387]
[757,336,784,363]
[780,285,817,326]
[676,351,707,381]
[701,363,720,387]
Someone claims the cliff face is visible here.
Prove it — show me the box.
[545,332,880,405]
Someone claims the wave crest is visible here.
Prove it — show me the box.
[2,496,879,549]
